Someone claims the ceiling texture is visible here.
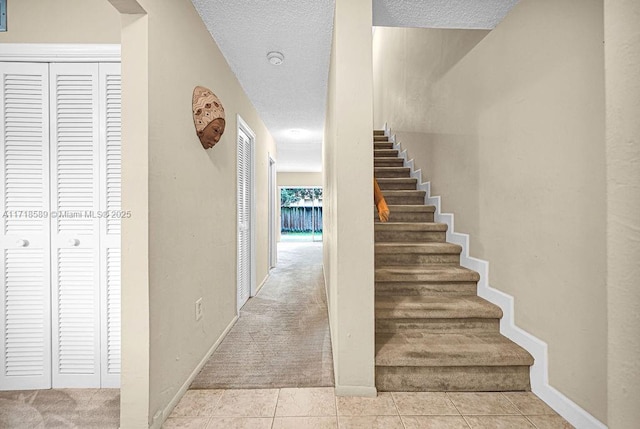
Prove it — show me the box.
[191,0,520,172]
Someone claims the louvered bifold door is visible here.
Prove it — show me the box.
[49,63,101,388]
[0,63,52,390]
[98,63,121,388]
[237,129,251,311]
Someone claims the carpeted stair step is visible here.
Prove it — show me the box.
[375,158,405,167]
[375,242,461,266]
[375,177,417,190]
[375,167,411,178]
[375,295,501,334]
[381,190,426,205]
[374,129,386,136]
[373,205,435,223]
[374,149,399,158]
[375,332,534,391]
[375,222,447,242]
[375,295,501,320]
[374,142,394,150]
[374,135,389,142]
[375,265,479,296]
[375,296,502,333]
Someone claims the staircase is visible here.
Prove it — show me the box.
[373,130,534,391]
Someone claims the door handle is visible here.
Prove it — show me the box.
[68,239,80,247]
[16,239,29,247]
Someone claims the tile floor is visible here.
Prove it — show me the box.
[163,388,574,429]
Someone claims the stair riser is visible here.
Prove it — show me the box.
[376,180,416,190]
[375,366,531,392]
[374,212,434,222]
[375,282,477,296]
[375,231,446,243]
[376,319,499,334]
[374,142,394,150]
[375,158,405,168]
[376,254,460,266]
[383,195,425,205]
[375,168,411,178]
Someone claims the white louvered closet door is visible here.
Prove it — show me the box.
[237,129,252,311]
[98,63,121,388]
[0,63,52,390]
[49,63,102,388]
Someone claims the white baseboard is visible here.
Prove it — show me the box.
[150,315,239,429]
[335,385,377,397]
[391,131,607,429]
[255,274,270,295]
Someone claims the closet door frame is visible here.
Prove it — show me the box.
[0,44,121,391]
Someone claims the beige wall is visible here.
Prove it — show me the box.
[323,0,375,396]
[373,0,607,422]
[135,0,276,425]
[277,172,323,187]
[0,0,120,43]
[118,6,149,428]
[605,1,640,427]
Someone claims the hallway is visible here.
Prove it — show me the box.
[191,242,334,389]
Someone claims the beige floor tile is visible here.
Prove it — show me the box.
[338,415,404,429]
[212,389,279,417]
[503,393,557,415]
[275,387,336,417]
[392,392,459,415]
[162,416,210,429]
[206,417,273,429]
[402,415,471,429]
[465,415,536,428]
[336,393,397,416]
[448,392,519,415]
[272,416,338,429]
[172,390,224,417]
[526,415,575,429]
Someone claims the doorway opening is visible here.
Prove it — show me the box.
[279,187,323,242]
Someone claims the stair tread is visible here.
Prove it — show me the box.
[375,295,502,319]
[375,222,447,232]
[376,265,480,282]
[386,205,435,213]
[382,190,425,194]
[376,242,462,254]
[376,177,416,182]
[375,332,534,367]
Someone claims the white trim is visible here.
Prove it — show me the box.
[255,273,270,295]
[335,385,377,397]
[0,44,121,63]
[237,115,257,303]
[268,155,277,269]
[150,315,239,429]
[392,132,607,429]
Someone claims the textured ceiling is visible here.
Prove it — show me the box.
[191,0,520,172]
[373,0,520,29]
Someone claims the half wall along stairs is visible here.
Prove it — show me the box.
[373,130,534,391]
